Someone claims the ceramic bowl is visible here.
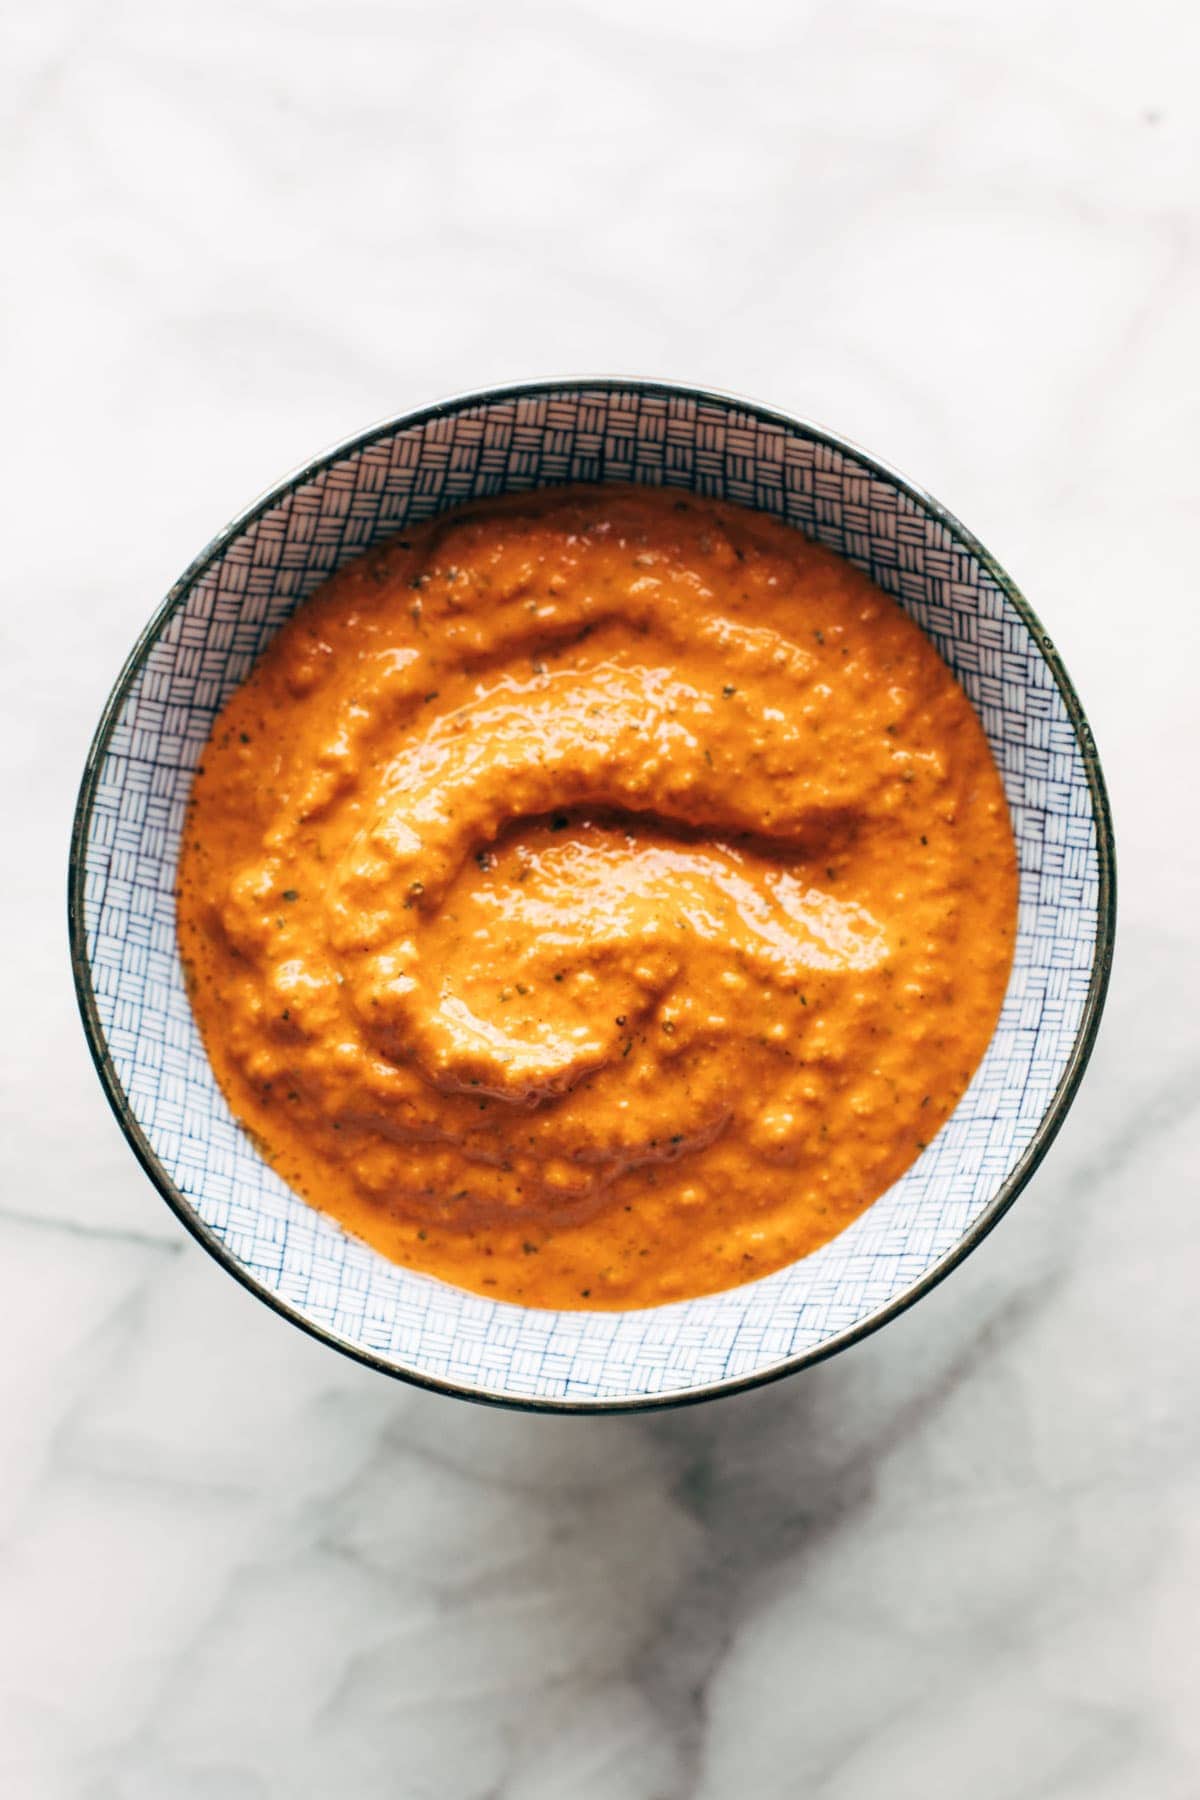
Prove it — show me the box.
[69,379,1115,1410]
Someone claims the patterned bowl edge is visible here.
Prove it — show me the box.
[66,377,1117,1412]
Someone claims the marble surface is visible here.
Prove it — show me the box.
[3,0,1198,1793]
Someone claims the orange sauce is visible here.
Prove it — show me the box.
[177,487,1017,1308]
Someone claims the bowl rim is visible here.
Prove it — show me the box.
[68,375,1117,1413]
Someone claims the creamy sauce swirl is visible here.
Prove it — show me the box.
[178,487,1017,1307]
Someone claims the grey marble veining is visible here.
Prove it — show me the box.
[3,0,1198,1793]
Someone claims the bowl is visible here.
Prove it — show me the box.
[69,379,1115,1410]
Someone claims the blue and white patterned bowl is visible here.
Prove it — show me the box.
[70,380,1115,1410]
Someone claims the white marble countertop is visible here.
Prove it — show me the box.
[4,1,1198,1794]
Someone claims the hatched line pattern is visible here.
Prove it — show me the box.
[80,390,1102,1403]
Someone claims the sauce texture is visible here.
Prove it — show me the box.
[178,487,1017,1308]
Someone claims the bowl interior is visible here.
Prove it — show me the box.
[73,383,1111,1407]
